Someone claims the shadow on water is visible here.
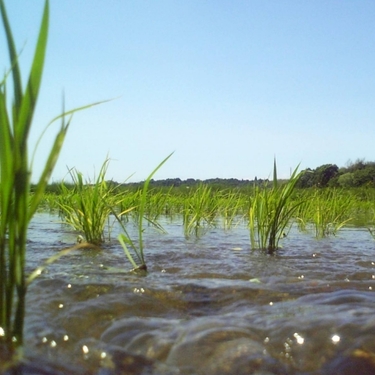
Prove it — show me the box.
[2,213,375,374]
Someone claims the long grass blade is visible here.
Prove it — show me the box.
[0,0,22,109]
[16,0,49,144]
[137,152,174,264]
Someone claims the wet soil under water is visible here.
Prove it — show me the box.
[2,213,375,374]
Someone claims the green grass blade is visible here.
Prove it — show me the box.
[0,0,22,109]
[27,244,84,285]
[29,119,69,218]
[15,1,48,144]
[137,152,173,264]
[0,89,14,227]
[30,98,114,169]
[273,157,278,189]
[118,234,138,270]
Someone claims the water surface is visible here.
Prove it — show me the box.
[3,213,375,374]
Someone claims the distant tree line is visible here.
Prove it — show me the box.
[40,159,375,193]
[40,177,264,194]
[123,177,268,191]
[297,159,375,188]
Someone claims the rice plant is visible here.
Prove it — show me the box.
[0,0,106,347]
[58,159,130,245]
[303,189,353,238]
[248,160,303,254]
[218,189,246,229]
[115,153,173,271]
[182,184,219,238]
[143,186,174,222]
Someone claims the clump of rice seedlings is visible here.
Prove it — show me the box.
[293,190,314,232]
[218,190,247,229]
[346,188,375,227]
[143,186,174,222]
[57,158,130,245]
[248,160,303,254]
[182,184,219,238]
[36,191,60,213]
[116,189,141,223]
[115,153,173,271]
[306,189,353,238]
[162,192,185,217]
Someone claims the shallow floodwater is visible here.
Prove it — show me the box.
[3,212,375,374]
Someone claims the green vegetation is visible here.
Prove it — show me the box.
[115,153,173,271]
[43,162,375,249]
[35,165,375,249]
[248,161,302,253]
[0,0,56,346]
[297,159,375,188]
[218,189,246,229]
[0,0,105,348]
[2,0,375,357]
[297,189,353,238]
[57,159,130,245]
[183,184,219,238]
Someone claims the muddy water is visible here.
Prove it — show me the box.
[3,213,375,374]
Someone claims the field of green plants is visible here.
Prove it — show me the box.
[39,158,375,264]
[2,0,375,370]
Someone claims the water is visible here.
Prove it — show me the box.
[2,212,375,374]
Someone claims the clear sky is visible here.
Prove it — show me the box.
[1,0,375,183]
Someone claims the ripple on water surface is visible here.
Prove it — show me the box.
[3,213,375,374]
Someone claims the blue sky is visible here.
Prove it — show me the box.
[1,0,375,183]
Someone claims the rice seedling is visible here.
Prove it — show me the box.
[294,196,312,233]
[346,188,375,227]
[182,184,219,238]
[217,190,247,229]
[143,186,174,222]
[248,160,303,254]
[304,189,353,238]
[34,191,60,213]
[116,189,141,223]
[57,158,130,245]
[0,0,106,347]
[161,192,185,217]
[115,153,173,271]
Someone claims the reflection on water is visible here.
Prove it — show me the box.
[3,212,375,374]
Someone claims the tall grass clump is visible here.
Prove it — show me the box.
[142,186,174,221]
[183,184,219,238]
[58,159,130,245]
[217,189,247,229]
[301,188,353,238]
[0,0,105,347]
[249,160,303,254]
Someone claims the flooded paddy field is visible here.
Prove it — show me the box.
[2,212,375,374]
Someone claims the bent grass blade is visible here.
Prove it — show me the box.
[116,152,174,271]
